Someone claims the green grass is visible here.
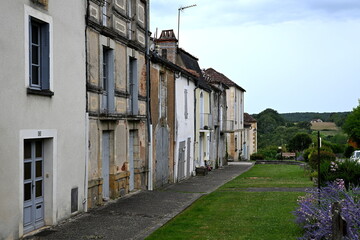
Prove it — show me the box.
[146,165,312,240]
[220,164,314,189]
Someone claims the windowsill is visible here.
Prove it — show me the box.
[27,88,54,97]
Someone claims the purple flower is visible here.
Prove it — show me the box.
[294,181,360,239]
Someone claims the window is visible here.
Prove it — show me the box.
[184,89,188,119]
[29,17,51,94]
[161,49,167,59]
[129,57,138,115]
[101,47,114,112]
[128,0,133,39]
[102,1,108,26]
[159,72,167,118]
[103,48,109,92]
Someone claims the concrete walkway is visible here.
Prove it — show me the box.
[25,162,254,240]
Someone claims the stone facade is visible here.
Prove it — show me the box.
[86,0,149,208]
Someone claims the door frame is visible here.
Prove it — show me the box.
[20,129,57,235]
[23,139,45,233]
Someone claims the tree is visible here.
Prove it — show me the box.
[296,121,311,131]
[253,108,286,135]
[288,133,312,152]
[342,101,360,146]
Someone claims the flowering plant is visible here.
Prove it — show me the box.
[294,180,360,240]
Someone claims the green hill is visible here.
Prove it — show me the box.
[280,112,349,127]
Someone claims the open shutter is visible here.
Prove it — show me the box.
[130,58,138,115]
[41,23,50,90]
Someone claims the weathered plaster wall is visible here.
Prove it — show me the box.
[0,1,86,238]
[174,75,196,180]
[149,64,175,187]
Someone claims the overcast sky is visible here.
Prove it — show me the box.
[150,0,360,114]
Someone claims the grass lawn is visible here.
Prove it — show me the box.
[146,165,313,240]
[220,164,313,189]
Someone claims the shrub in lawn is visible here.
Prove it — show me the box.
[257,145,278,160]
[315,159,360,187]
[308,151,336,170]
[250,153,264,160]
[335,160,360,187]
[303,148,313,162]
[294,180,360,240]
[344,145,355,158]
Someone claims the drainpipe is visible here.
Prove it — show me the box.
[145,0,153,190]
[193,82,199,174]
[83,0,90,212]
[173,72,177,183]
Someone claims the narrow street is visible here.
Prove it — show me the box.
[25,163,254,240]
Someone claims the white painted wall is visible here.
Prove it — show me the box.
[0,1,86,239]
[174,75,195,181]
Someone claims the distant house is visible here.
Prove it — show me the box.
[244,113,258,160]
[153,30,199,183]
[203,72,229,167]
[155,30,213,171]
[204,68,246,161]
[310,119,323,123]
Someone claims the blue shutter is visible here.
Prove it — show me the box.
[29,17,32,85]
[41,23,50,90]
[130,58,138,115]
[108,50,115,112]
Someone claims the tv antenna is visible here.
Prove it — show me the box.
[177,4,197,46]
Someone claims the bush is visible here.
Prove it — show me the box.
[335,160,360,187]
[344,145,355,158]
[329,143,345,155]
[314,159,360,187]
[294,181,360,240]
[303,148,313,162]
[257,146,278,160]
[250,153,264,160]
[308,151,336,170]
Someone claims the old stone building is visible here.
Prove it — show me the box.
[203,72,229,167]
[244,113,258,159]
[85,0,149,208]
[151,34,198,184]
[155,30,213,172]
[204,68,246,161]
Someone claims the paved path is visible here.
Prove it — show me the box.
[25,162,254,240]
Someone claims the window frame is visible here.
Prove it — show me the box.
[101,46,115,113]
[25,6,53,96]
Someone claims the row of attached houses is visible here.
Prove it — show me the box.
[0,1,256,239]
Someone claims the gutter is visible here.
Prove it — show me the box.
[145,0,153,190]
[83,0,90,212]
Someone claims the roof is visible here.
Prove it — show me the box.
[155,29,178,43]
[150,52,199,80]
[244,113,257,123]
[177,48,211,91]
[204,68,246,92]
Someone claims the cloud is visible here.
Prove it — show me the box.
[166,0,360,28]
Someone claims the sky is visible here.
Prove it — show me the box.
[150,0,360,114]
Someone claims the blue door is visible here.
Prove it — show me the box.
[23,140,44,233]
[102,132,110,200]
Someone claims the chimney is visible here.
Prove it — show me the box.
[155,29,178,63]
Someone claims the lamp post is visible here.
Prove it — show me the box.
[317,131,321,190]
[177,4,196,46]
